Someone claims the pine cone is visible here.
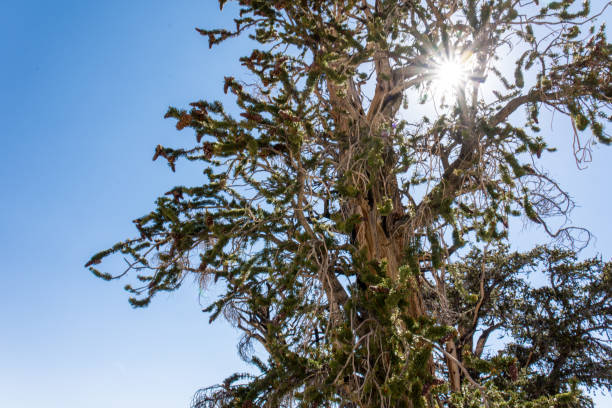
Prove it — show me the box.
[203,142,214,159]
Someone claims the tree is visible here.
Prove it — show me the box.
[87,1,612,407]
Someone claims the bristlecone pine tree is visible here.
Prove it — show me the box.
[87,1,612,407]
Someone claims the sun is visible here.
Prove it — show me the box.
[430,54,472,102]
[436,59,468,89]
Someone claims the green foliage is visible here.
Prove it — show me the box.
[88,1,611,407]
[445,245,611,405]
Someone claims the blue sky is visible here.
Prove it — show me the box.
[0,1,609,407]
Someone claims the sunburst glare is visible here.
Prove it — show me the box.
[431,54,473,103]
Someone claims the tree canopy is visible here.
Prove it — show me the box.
[88,1,611,407]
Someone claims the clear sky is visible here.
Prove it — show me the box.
[0,1,609,407]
